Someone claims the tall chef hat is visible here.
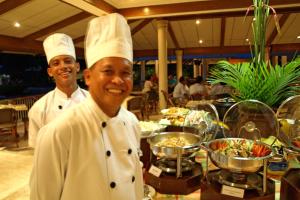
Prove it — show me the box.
[43,33,76,64]
[85,13,132,68]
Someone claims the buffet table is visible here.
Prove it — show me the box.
[149,155,300,200]
[140,103,300,200]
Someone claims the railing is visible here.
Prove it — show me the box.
[0,94,43,140]
[10,94,43,121]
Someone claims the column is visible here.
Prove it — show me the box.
[155,60,159,76]
[265,46,270,62]
[272,56,278,66]
[140,60,146,83]
[199,63,202,77]
[175,50,183,80]
[281,56,287,66]
[157,20,168,109]
[193,63,199,78]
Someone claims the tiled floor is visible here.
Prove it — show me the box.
[0,114,162,200]
[0,123,33,200]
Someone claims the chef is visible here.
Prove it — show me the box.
[28,33,88,148]
[30,13,144,200]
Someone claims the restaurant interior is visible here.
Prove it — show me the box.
[0,0,300,200]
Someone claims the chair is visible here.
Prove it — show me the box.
[0,108,18,147]
[127,96,145,120]
[190,93,204,100]
[161,90,175,107]
[145,89,159,114]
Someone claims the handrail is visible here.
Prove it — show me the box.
[1,94,43,121]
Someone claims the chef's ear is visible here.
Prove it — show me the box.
[75,62,80,72]
[83,68,91,86]
[47,66,53,77]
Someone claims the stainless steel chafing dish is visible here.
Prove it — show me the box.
[203,138,275,173]
[202,100,279,194]
[276,95,300,155]
[147,132,201,159]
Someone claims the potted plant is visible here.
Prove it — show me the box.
[208,0,300,108]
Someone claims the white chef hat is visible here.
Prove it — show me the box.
[43,33,76,64]
[85,13,133,68]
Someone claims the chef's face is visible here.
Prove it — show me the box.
[47,55,79,89]
[84,57,133,117]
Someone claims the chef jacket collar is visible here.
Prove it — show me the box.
[54,87,82,99]
[86,95,125,123]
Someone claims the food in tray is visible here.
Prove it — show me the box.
[184,110,212,128]
[159,107,212,128]
[210,139,272,158]
[156,136,191,147]
[139,121,165,133]
[161,107,190,116]
[291,136,300,148]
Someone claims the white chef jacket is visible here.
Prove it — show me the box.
[142,80,153,93]
[28,87,88,147]
[30,95,144,200]
[173,82,189,98]
[189,83,207,95]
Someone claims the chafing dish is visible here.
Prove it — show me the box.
[147,132,201,159]
[203,138,275,173]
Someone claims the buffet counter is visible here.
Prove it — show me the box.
[148,153,300,200]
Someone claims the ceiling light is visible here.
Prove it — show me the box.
[253,18,256,21]
[196,20,200,25]
[14,22,20,28]
[199,40,203,44]
[245,38,249,42]
[143,7,149,14]
[297,35,300,39]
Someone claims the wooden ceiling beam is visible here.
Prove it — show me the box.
[73,36,85,44]
[220,17,226,47]
[272,43,300,53]
[168,23,180,49]
[84,0,117,13]
[165,6,300,21]
[118,0,300,19]
[267,14,290,46]
[133,43,300,58]
[0,0,31,15]
[73,19,141,44]
[0,35,43,54]
[1,36,298,59]
[0,35,84,57]
[23,12,92,40]
[131,18,152,35]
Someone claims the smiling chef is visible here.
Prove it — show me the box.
[30,13,144,200]
[28,33,88,148]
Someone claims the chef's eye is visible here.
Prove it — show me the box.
[64,58,73,64]
[103,69,113,75]
[123,70,132,77]
[50,61,59,67]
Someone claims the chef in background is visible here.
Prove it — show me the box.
[28,33,88,148]
[30,13,143,200]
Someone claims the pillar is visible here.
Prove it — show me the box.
[155,60,159,76]
[193,64,199,78]
[141,60,146,83]
[281,56,287,66]
[175,50,183,80]
[157,20,168,109]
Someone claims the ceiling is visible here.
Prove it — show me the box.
[0,0,299,60]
